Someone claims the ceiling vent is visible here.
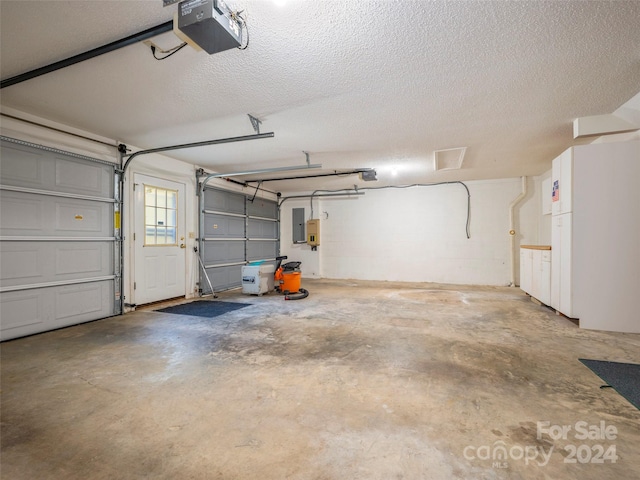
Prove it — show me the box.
[434,147,467,171]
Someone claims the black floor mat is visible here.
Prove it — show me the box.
[579,359,640,410]
[155,300,251,318]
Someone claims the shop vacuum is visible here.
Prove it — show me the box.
[241,256,309,300]
[274,256,309,300]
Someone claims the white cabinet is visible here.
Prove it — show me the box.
[520,246,551,306]
[551,213,574,317]
[541,177,552,215]
[551,148,576,317]
[551,148,573,216]
[520,248,532,294]
[550,140,640,333]
[538,250,551,306]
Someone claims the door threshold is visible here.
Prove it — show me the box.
[135,296,187,311]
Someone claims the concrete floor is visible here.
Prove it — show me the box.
[1,279,639,479]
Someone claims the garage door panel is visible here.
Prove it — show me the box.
[204,265,243,292]
[0,193,43,232]
[204,189,245,214]
[0,241,113,287]
[247,241,277,261]
[0,144,43,186]
[56,281,112,320]
[248,219,277,239]
[247,200,277,219]
[0,191,113,237]
[1,142,113,198]
[1,244,113,289]
[0,280,114,341]
[56,200,109,234]
[203,213,245,238]
[203,240,245,265]
[56,244,111,276]
[55,158,112,197]
[0,246,41,282]
[0,293,44,332]
[1,137,118,341]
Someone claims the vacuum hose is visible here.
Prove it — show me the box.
[284,288,309,301]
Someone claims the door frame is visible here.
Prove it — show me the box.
[131,173,187,305]
[198,185,280,294]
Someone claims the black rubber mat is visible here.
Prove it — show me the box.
[155,300,251,318]
[580,359,640,410]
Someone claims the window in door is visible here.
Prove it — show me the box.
[144,185,178,246]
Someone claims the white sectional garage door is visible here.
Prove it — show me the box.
[0,137,119,341]
[200,186,278,293]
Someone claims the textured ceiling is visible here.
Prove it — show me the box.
[1,0,639,192]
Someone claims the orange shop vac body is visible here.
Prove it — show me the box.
[274,256,309,300]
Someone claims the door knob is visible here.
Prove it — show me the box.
[180,244,186,249]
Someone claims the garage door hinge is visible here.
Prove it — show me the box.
[133,233,136,241]
[134,282,136,290]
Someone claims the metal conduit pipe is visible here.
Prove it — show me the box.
[278,190,364,249]
[294,182,472,239]
[508,176,527,287]
[309,188,363,218]
[278,191,365,207]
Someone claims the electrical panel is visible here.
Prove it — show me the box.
[177,0,241,54]
[292,208,305,243]
[307,219,320,247]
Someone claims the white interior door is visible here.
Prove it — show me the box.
[134,174,186,305]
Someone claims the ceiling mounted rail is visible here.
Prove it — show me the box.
[198,149,322,191]
[1,21,174,89]
[121,132,274,173]
[198,163,322,192]
[245,168,374,183]
[279,191,364,207]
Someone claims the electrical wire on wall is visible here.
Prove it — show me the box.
[149,42,188,60]
[309,181,472,239]
[232,10,249,50]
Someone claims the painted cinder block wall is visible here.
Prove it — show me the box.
[280,177,544,286]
